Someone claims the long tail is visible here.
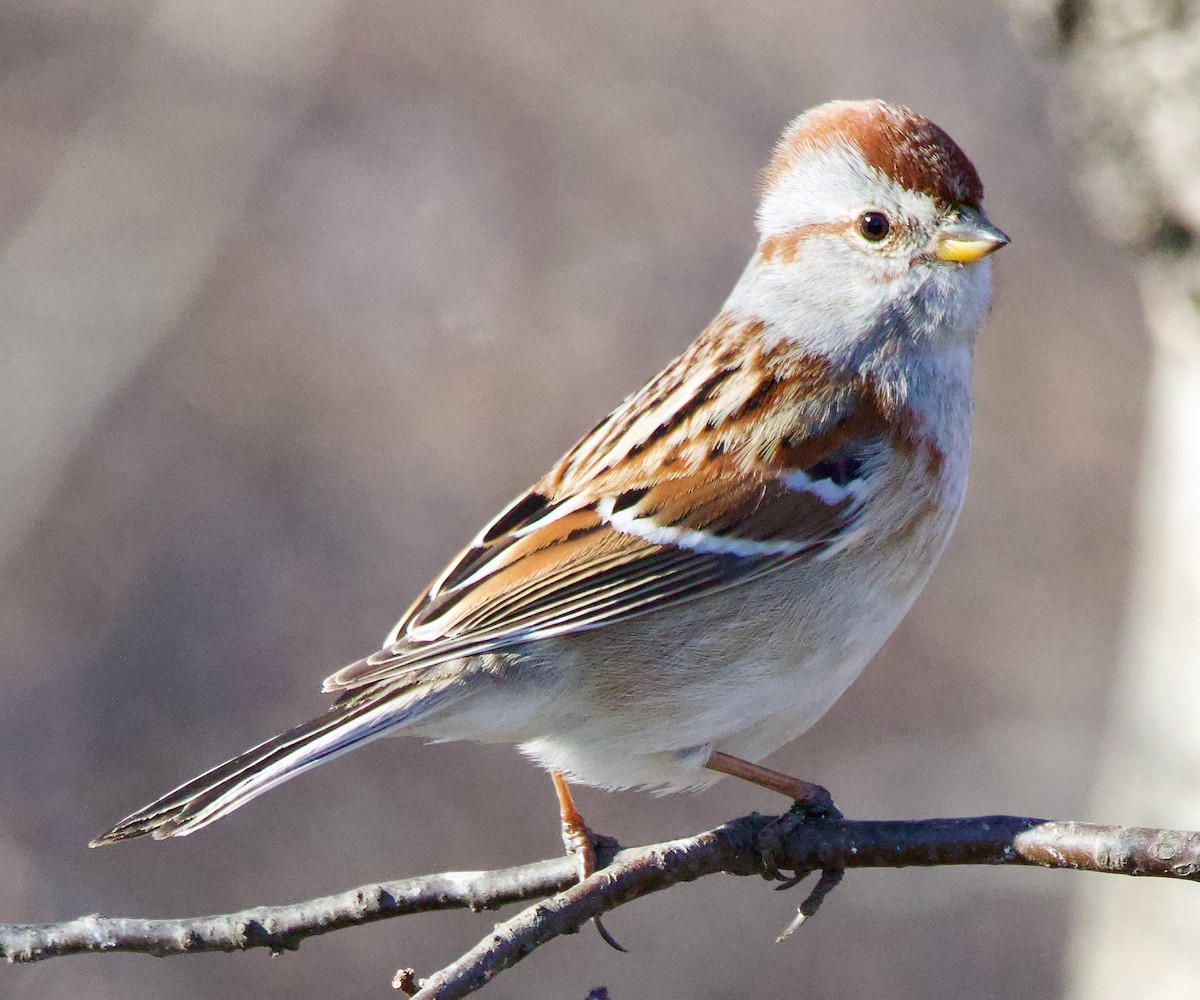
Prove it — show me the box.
[90,686,454,846]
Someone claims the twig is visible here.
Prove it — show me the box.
[3,813,1198,1000]
[0,853,599,962]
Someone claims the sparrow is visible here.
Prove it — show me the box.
[91,100,1007,873]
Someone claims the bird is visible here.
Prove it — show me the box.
[91,100,1008,880]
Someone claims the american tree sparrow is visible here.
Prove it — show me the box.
[92,101,1007,871]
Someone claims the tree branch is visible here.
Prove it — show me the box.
[0,852,599,962]
[3,812,1198,999]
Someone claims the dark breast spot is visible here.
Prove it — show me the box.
[805,452,863,488]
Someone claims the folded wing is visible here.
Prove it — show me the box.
[324,444,879,698]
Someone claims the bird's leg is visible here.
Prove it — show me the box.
[551,770,598,879]
[703,750,836,813]
[550,770,626,952]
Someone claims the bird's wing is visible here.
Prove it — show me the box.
[323,315,926,697]
[324,440,888,697]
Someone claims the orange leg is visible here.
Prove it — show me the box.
[550,770,626,951]
[551,770,597,878]
[704,750,833,811]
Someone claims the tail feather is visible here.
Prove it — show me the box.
[90,686,453,846]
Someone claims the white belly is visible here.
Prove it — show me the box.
[419,493,958,793]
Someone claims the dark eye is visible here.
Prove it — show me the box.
[858,211,891,242]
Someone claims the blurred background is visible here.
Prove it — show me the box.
[0,0,1183,997]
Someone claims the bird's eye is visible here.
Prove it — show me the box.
[858,211,891,242]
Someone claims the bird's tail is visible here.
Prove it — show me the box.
[90,685,455,846]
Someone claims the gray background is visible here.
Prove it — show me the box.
[0,1,1149,998]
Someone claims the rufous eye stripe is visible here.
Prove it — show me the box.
[757,222,846,263]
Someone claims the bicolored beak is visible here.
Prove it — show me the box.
[935,207,1009,264]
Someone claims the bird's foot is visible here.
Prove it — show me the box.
[758,792,845,941]
[760,789,842,883]
[561,813,599,880]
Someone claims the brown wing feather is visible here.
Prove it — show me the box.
[324,469,859,696]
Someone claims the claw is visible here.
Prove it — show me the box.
[776,868,845,941]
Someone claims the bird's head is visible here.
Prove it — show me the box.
[739,99,1008,359]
